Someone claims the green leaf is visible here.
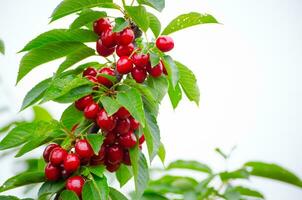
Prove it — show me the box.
[234,186,264,199]
[20,78,51,111]
[244,161,302,188]
[125,6,149,32]
[141,193,168,200]
[99,96,121,116]
[157,142,166,164]
[70,10,107,29]
[0,196,33,200]
[175,61,200,105]
[162,55,179,88]
[167,81,182,109]
[87,134,104,154]
[162,12,218,35]
[51,0,113,22]
[116,164,133,187]
[88,165,106,178]
[0,171,45,192]
[61,104,84,130]
[55,85,93,103]
[145,76,168,103]
[109,187,128,200]
[113,18,130,32]
[148,13,161,37]
[149,52,160,67]
[33,106,53,122]
[60,190,80,200]
[167,160,212,174]
[82,176,109,200]
[219,169,249,181]
[137,0,165,12]
[0,39,5,55]
[117,87,145,127]
[38,181,65,198]
[17,42,91,83]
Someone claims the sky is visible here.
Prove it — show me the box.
[0,0,302,199]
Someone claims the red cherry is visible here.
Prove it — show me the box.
[75,95,94,111]
[50,147,68,166]
[90,145,106,165]
[75,139,94,159]
[156,36,174,52]
[129,116,140,130]
[116,56,133,74]
[105,161,121,172]
[97,67,115,88]
[119,132,137,149]
[96,109,117,131]
[115,118,131,135]
[132,53,149,69]
[106,145,123,165]
[63,153,80,173]
[61,169,71,179]
[83,67,97,77]
[84,102,100,120]
[115,107,130,119]
[43,144,59,162]
[93,18,111,35]
[131,67,147,83]
[139,135,145,144]
[116,43,134,57]
[66,176,85,197]
[86,75,98,84]
[103,131,117,145]
[101,28,117,48]
[96,39,115,57]
[123,150,131,166]
[80,157,90,165]
[117,28,135,46]
[147,61,163,77]
[45,163,61,181]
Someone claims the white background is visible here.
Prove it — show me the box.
[0,0,302,199]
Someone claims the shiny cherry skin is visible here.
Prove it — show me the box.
[103,131,117,145]
[115,118,131,135]
[101,28,117,48]
[129,116,140,130]
[97,109,117,131]
[45,163,61,181]
[61,169,71,179]
[90,145,106,165]
[63,153,80,173]
[97,67,115,88]
[75,139,94,159]
[75,95,94,111]
[116,56,133,74]
[116,43,134,57]
[106,145,123,165]
[132,53,149,69]
[147,61,163,77]
[106,161,121,172]
[156,36,174,52]
[131,67,147,83]
[96,39,115,57]
[123,150,131,166]
[66,176,85,197]
[117,28,135,46]
[43,143,59,162]
[115,107,130,119]
[86,75,98,84]
[93,18,111,35]
[83,67,97,77]
[84,102,100,120]
[139,134,145,144]
[119,131,137,149]
[49,147,68,166]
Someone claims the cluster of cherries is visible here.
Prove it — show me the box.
[93,17,175,84]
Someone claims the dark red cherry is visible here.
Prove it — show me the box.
[115,118,131,135]
[45,163,61,181]
[84,102,100,120]
[61,169,71,179]
[96,109,117,131]
[119,131,137,149]
[43,143,59,162]
[63,153,80,173]
[66,176,85,197]
[86,75,98,84]
[75,139,94,159]
[93,18,111,35]
[96,39,115,57]
[116,56,133,74]
[156,36,174,52]
[100,28,117,48]
[116,43,134,57]
[49,147,68,166]
[90,145,106,165]
[131,67,147,83]
[147,61,163,77]
[105,161,121,172]
[132,53,149,69]
[117,28,135,46]
[83,67,97,77]
[129,116,140,130]
[139,135,145,144]
[103,131,117,145]
[97,67,115,88]
[123,150,131,166]
[106,145,123,165]
[115,107,130,119]
[75,95,94,111]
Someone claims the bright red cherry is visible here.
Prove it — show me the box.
[97,67,115,88]
[45,163,61,181]
[93,18,111,35]
[156,36,174,52]
[63,153,80,172]
[100,28,117,48]
[103,131,117,145]
[131,67,147,83]
[75,95,94,111]
[66,176,85,197]
[115,107,130,119]
[147,61,163,77]
[116,56,133,74]
[96,39,115,57]
[119,132,137,149]
[123,150,131,166]
[83,67,97,77]
[43,143,59,162]
[139,135,145,144]
[84,102,100,120]
[116,43,134,57]
[75,139,94,159]
[106,161,121,172]
[132,53,149,69]
[96,109,117,131]
[49,147,68,166]
[106,145,123,165]
[129,116,140,130]
[117,28,135,46]
[86,75,98,84]
[115,118,131,135]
